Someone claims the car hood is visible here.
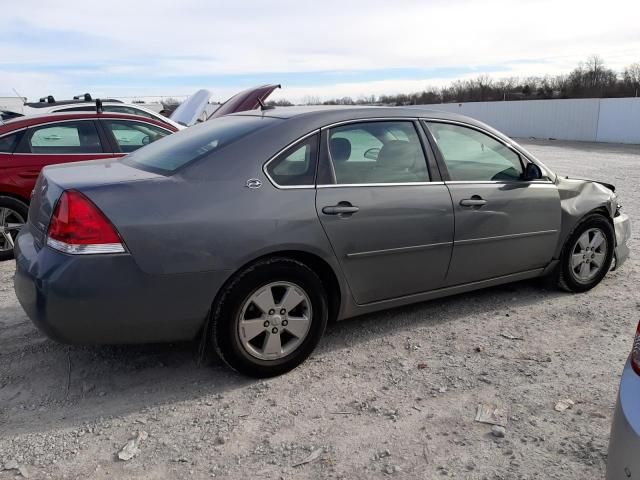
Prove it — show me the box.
[208,84,280,119]
[170,89,212,127]
[562,176,615,193]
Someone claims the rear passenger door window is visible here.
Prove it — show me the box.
[266,133,318,187]
[25,121,104,154]
[426,122,523,181]
[326,121,429,184]
[102,120,171,153]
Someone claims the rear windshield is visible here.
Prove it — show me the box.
[122,115,277,173]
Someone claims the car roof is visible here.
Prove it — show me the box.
[0,111,177,134]
[232,104,485,127]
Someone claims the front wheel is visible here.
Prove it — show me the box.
[556,214,615,292]
[211,258,328,377]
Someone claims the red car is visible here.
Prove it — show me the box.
[0,112,178,259]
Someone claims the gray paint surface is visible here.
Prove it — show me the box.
[13,106,632,344]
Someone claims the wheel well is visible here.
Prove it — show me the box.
[243,251,341,323]
[0,192,30,207]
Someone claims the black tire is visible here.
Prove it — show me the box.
[0,196,28,261]
[556,213,615,293]
[211,257,328,378]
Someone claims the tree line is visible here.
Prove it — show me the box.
[268,56,640,107]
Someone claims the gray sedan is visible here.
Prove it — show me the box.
[607,323,640,479]
[14,106,631,377]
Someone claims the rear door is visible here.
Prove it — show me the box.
[424,121,561,286]
[10,119,113,193]
[315,119,454,305]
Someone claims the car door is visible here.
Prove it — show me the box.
[424,121,561,286]
[10,119,113,193]
[315,119,454,305]
[100,119,173,155]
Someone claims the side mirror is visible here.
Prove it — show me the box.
[523,163,542,181]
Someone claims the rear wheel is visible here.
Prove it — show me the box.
[211,257,328,377]
[557,214,614,292]
[0,196,28,261]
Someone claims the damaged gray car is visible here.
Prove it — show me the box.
[14,106,631,377]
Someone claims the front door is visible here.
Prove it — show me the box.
[425,121,561,286]
[315,120,454,305]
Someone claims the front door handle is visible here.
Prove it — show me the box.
[460,196,487,207]
[322,203,360,215]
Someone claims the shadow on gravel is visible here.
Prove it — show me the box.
[0,278,566,435]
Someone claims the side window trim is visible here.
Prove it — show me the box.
[262,130,320,189]
[318,119,434,187]
[423,119,535,183]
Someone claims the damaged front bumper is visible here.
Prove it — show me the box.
[613,212,631,270]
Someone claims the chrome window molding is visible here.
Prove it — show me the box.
[0,127,27,139]
[319,117,421,130]
[317,181,445,188]
[262,129,320,190]
[445,180,555,185]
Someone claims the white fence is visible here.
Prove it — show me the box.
[421,98,640,144]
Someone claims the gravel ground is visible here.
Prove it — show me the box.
[1,139,639,480]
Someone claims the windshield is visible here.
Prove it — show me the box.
[122,115,278,173]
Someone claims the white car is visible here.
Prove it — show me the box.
[18,95,184,130]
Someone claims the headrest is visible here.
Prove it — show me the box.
[377,140,419,169]
[330,137,351,162]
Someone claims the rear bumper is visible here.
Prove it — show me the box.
[14,227,230,344]
[613,213,631,270]
[606,360,640,479]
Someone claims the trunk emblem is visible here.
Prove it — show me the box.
[246,179,262,189]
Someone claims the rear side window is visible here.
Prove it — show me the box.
[266,134,318,186]
[25,121,103,154]
[0,132,22,153]
[123,115,278,173]
[102,120,170,153]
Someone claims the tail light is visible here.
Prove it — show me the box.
[631,322,640,375]
[46,190,125,254]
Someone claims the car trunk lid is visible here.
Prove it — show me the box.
[208,84,280,119]
[28,159,163,249]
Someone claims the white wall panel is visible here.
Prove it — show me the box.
[420,98,640,144]
[596,98,640,143]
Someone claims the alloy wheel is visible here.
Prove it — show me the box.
[570,227,608,283]
[0,207,25,252]
[237,281,312,361]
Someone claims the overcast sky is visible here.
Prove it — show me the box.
[1,0,639,103]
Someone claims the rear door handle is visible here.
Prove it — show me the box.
[460,196,487,207]
[322,203,360,215]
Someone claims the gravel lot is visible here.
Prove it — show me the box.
[1,139,639,480]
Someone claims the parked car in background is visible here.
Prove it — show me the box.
[169,84,281,127]
[17,95,183,130]
[0,111,178,259]
[607,322,640,479]
[14,106,631,377]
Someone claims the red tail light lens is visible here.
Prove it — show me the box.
[631,322,640,375]
[46,190,125,254]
